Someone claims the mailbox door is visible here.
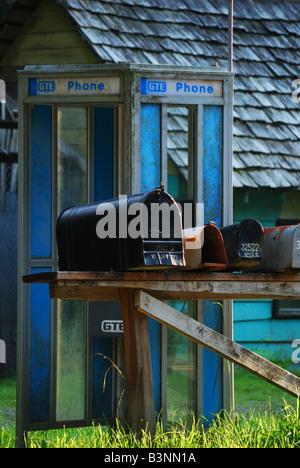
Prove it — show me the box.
[25,105,118,429]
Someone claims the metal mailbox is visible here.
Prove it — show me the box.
[183,224,227,270]
[56,186,185,271]
[253,225,300,272]
[219,219,264,269]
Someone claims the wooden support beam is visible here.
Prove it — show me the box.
[135,290,300,399]
[120,289,156,435]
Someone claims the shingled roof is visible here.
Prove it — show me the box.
[2,0,300,190]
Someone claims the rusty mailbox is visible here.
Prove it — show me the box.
[183,224,227,270]
[253,225,300,272]
[56,186,185,271]
[219,219,264,270]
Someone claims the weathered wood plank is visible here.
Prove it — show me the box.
[23,271,300,283]
[48,280,300,301]
[47,280,300,301]
[135,291,300,399]
[120,289,156,435]
[23,271,300,301]
[48,283,120,301]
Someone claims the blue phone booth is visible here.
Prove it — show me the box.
[17,64,233,440]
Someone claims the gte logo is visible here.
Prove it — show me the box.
[101,320,123,333]
[148,81,167,93]
[0,339,6,364]
[38,81,55,93]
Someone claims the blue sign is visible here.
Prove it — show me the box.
[28,77,120,96]
[141,77,222,97]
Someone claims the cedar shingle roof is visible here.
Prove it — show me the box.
[2,0,300,189]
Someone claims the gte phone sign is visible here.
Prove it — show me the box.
[141,77,223,97]
[0,339,6,364]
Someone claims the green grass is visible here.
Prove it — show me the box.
[0,376,16,409]
[234,360,300,414]
[1,364,300,448]
[1,405,300,448]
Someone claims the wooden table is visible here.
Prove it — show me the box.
[23,270,300,434]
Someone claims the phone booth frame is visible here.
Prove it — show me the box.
[17,63,234,442]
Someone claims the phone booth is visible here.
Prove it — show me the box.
[17,64,233,440]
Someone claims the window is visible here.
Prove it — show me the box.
[166,106,197,422]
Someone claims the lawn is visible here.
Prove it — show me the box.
[234,363,300,414]
[1,361,300,448]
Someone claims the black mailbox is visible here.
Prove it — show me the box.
[252,225,300,272]
[56,187,185,271]
[220,219,264,269]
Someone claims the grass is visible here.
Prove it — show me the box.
[234,360,300,414]
[1,405,300,448]
[1,362,300,448]
[0,376,16,409]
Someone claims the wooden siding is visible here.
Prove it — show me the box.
[233,188,300,360]
[0,0,98,67]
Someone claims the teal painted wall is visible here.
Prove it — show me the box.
[233,188,300,360]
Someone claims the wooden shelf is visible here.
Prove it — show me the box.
[23,269,300,433]
[23,270,300,301]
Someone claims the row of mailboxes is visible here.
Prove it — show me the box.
[56,188,300,273]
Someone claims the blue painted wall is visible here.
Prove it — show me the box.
[29,106,52,422]
[202,106,223,422]
[140,103,162,415]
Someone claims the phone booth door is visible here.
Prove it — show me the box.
[134,68,233,425]
[17,66,124,437]
[30,104,118,424]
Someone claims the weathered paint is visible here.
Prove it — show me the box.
[203,106,223,228]
[29,267,51,424]
[140,103,162,415]
[93,107,116,419]
[256,225,300,272]
[31,105,52,258]
[56,300,87,421]
[94,107,114,202]
[202,105,223,423]
[29,105,53,423]
[141,104,161,192]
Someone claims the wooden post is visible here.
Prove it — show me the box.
[136,290,300,399]
[120,288,156,435]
